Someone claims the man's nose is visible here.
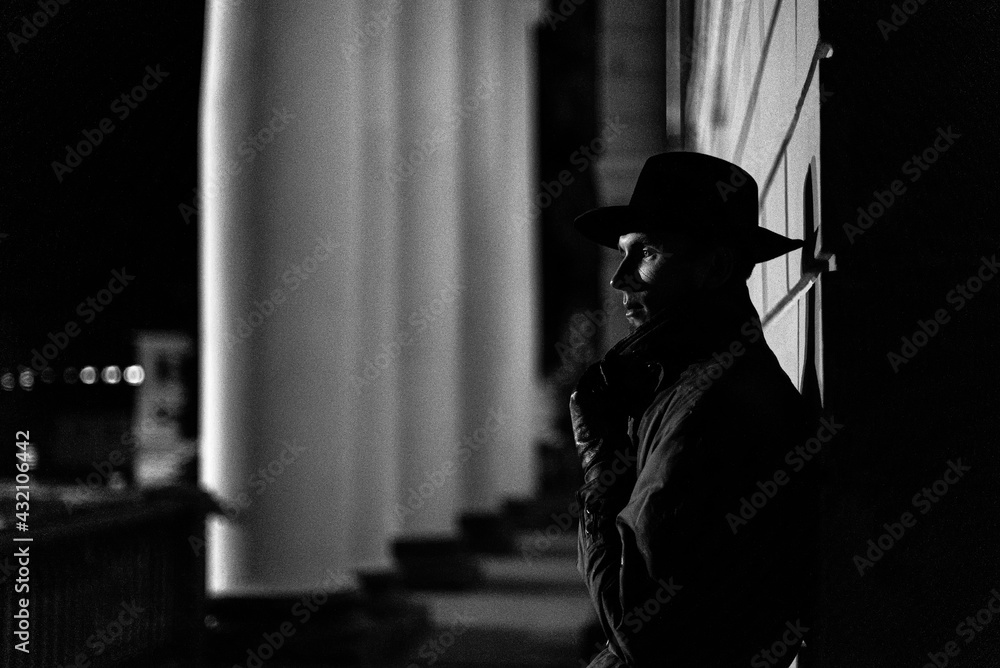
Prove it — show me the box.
[611,257,641,291]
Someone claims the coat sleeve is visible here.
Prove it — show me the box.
[575,413,704,666]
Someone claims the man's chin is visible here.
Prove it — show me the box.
[624,310,646,331]
[626,305,672,331]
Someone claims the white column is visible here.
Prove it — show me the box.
[201,0,540,596]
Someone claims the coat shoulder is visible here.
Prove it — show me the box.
[638,340,809,463]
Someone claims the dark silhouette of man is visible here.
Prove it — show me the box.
[571,152,819,667]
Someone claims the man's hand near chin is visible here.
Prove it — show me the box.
[570,361,633,483]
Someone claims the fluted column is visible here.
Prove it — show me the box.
[201,0,540,595]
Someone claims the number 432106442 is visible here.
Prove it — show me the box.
[15,431,31,524]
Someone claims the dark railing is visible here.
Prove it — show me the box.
[1,488,207,667]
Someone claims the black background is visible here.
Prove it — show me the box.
[1,1,204,367]
[818,1,999,665]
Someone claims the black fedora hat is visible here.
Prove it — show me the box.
[574,152,804,263]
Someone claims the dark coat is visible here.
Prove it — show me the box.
[576,285,822,667]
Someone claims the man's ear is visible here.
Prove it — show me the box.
[703,246,734,289]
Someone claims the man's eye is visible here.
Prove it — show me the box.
[642,247,656,258]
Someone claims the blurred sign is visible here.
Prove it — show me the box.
[132,331,197,487]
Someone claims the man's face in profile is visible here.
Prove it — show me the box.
[611,231,713,330]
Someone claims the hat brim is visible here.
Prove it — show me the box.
[573,206,805,264]
[573,205,632,250]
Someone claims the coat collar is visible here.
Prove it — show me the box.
[607,284,764,389]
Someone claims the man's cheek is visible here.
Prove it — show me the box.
[642,256,679,284]
[639,265,659,284]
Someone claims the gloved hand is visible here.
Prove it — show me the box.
[570,353,658,489]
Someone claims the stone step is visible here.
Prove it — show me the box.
[514,527,580,561]
[400,553,594,667]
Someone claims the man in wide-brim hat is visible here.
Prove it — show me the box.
[570,152,819,667]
